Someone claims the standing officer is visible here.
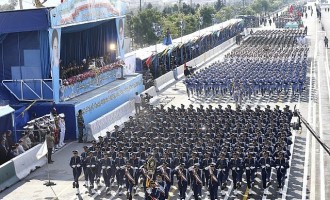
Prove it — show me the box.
[77,109,85,143]
[173,163,189,200]
[155,174,167,200]
[70,150,82,195]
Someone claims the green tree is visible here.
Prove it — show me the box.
[214,0,224,11]
[199,6,216,27]
[131,8,162,46]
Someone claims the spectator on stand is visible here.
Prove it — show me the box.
[59,113,66,147]
[21,132,32,150]
[17,141,25,154]
[5,130,14,148]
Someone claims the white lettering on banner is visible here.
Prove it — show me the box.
[12,144,47,180]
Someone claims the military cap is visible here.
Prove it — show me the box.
[72,150,78,154]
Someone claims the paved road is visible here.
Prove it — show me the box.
[2,3,330,200]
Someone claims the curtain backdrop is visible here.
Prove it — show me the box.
[60,20,118,66]
[39,30,50,79]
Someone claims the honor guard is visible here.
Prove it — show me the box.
[70,150,82,195]
[201,152,213,188]
[94,145,103,187]
[189,163,203,200]
[100,152,114,195]
[173,163,189,200]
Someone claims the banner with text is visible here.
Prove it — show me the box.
[50,0,127,27]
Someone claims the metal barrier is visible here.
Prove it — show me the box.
[0,160,20,192]
[2,79,54,101]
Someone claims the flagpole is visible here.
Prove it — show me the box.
[44,155,56,187]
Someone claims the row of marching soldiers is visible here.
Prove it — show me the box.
[69,146,289,199]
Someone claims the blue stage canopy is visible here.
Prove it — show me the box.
[0,8,50,34]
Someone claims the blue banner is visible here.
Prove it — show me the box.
[50,0,127,28]
[49,28,61,103]
[74,74,144,137]
[116,17,125,60]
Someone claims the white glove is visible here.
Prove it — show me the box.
[107,166,111,169]
[280,166,284,169]
[262,166,265,169]
[87,165,91,168]
[72,165,76,168]
[237,167,240,170]
[77,164,81,167]
[232,167,235,170]
[250,167,255,169]
[116,167,119,170]
[91,165,95,167]
[246,167,250,170]
[266,164,270,167]
[102,166,106,169]
[222,169,226,171]
[276,166,280,169]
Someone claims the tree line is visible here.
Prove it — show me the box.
[126,0,293,47]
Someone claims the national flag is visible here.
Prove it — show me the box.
[36,140,48,160]
[145,54,153,67]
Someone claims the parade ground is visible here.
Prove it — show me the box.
[1,2,330,200]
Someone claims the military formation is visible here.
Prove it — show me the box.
[69,104,293,199]
[184,30,309,102]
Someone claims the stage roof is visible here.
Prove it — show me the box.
[0,8,50,34]
[126,18,242,60]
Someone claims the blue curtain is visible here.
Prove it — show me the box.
[39,30,50,78]
[60,20,117,66]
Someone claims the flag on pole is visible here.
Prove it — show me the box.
[145,54,153,68]
[36,140,48,160]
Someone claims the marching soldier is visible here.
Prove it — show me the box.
[85,151,97,193]
[217,152,229,196]
[230,152,243,195]
[275,152,289,193]
[201,152,213,189]
[100,152,114,195]
[155,174,167,200]
[146,180,160,200]
[157,162,172,199]
[94,146,103,187]
[70,150,82,195]
[124,162,136,199]
[115,151,126,195]
[244,153,257,194]
[206,163,219,200]
[259,151,273,195]
[173,163,189,200]
[189,163,203,200]
[81,146,89,187]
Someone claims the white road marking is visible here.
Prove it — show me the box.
[302,61,314,200]
[223,181,233,200]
